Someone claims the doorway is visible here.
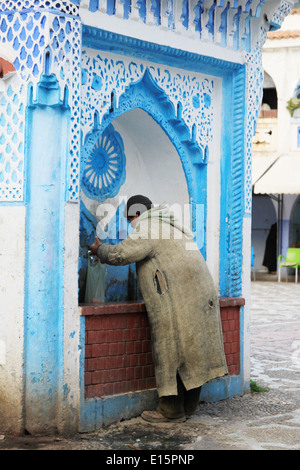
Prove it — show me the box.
[251,194,277,272]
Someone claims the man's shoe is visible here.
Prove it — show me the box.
[141,410,186,423]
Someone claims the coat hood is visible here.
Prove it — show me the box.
[137,203,194,240]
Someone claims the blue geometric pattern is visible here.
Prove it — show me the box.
[0,79,24,201]
[82,124,126,201]
[0,1,79,16]
[81,48,214,161]
[0,3,81,202]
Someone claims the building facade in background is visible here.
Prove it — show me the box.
[252,6,300,273]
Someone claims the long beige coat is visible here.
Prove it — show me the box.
[97,204,228,397]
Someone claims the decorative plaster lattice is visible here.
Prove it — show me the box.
[0,1,79,15]
[49,14,81,202]
[0,76,25,201]
[0,6,81,202]
[270,0,293,29]
[243,0,294,215]
[245,45,265,215]
[81,49,214,157]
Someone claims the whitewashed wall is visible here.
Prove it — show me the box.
[0,206,25,433]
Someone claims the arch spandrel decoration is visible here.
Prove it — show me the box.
[81,50,214,168]
[80,55,218,267]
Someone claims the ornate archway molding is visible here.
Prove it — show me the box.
[80,65,208,249]
[81,28,247,295]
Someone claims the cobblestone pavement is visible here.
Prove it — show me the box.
[1,281,300,451]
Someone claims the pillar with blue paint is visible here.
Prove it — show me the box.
[24,52,70,434]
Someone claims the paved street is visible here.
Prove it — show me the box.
[251,281,300,391]
[182,281,300,450]
[1,281,300,451]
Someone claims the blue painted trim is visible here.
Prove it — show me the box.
[0,201,26,206]
[229,68,246,297]
[201,376,243,401]
[239,305,247,386]
[106,0,116,16]
[79,316,99,431]
[268,21,281,31]
[202,304,249,401]
[219,67,246,297]
[89,0,99,12]
[219,74,233,297]
[150,0,161,25]
[82,26,244,77]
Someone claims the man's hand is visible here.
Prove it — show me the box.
[90,236,102,255]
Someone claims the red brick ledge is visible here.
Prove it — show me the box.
[219,297,245,308]
[80,301,146,316]
[80,297,245,316]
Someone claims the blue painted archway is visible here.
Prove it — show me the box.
[81,68,208,252]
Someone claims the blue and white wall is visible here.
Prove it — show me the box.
[0,0,82,434]
[0,0,295,434]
